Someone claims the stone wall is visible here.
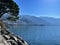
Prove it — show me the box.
[0,20,28,45]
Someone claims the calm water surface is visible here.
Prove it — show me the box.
[9,26,60,45]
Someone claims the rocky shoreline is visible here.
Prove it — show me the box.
[0,20,28,45]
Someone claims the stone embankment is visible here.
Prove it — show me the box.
[0,20,28,45]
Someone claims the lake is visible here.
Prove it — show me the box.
[9,26,60,45]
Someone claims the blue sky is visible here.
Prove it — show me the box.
[14,0,60,18]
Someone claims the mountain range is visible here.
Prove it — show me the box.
[3,15,60,26]
[16,15,60,26]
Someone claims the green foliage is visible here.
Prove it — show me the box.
[0,0,19,21]
[7,16,19,21]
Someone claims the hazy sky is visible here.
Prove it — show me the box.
[14,0,60,18]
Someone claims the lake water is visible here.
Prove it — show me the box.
[9,26,60,45]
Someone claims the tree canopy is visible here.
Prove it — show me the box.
[0,0,19,21]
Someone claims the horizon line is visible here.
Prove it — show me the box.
[19,15,60,18]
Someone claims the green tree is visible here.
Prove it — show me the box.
[0,0,19,21]
[0,0,19,29]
